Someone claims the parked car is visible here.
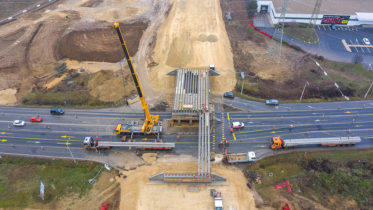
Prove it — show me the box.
[30,116,43,122]
[50,108,64,115]
[223,92,235,99]
[13,120,25,127]
[231,121,244,129]
[363,38,371,45]
[266,99,279,105]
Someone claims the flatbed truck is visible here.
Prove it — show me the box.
[83,137,174,150]
[271,136,361,150]
[224,149,257,163]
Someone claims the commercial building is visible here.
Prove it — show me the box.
[257,0,373,26]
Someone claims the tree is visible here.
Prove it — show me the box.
[247,0,258,18]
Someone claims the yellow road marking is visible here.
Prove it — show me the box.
[1,132,6,135]
[345,111,351,113]
[129,146,131,150]
[227,113,230,120]
[61,135,74,138]
[271,131,276,134]
[57,142,71,145]
[1,139,7,142]
[142,138,156,141]
[0,135,80,142]
[232,133,236,141]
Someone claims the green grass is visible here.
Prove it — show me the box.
[248,150,373,209]
[283,23,319,43]
[0,156,101,208]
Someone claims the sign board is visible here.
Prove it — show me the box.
[40,181,45,200]
[321,15,350,25]
[240,72,245,79]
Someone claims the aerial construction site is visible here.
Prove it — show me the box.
[1,0,373,209]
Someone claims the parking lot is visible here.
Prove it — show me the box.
[314,25,373,69]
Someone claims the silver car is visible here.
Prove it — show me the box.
[13,120,25,127]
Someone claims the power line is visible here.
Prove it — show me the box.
[265,0,289,64]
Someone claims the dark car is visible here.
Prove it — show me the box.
[50,108,64,115]
[223,92,235,99]
[265,99,279,105]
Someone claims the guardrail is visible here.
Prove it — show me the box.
[98,141,175,148]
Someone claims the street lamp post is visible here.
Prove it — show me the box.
[299,81,309,102]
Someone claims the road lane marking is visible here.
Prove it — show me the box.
[61,135,74,138]
[227,113,230,120]
[57,142,71,145]
[1,139,7,142]
[232,133,236,141]
[271,131,276,133]
[229,113,373,120]
[142,138,156,141]
[0,135,81,142]
[345,111,351,113]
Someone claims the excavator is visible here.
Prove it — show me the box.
[113,22,160,135]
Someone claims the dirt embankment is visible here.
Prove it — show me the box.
[57,21,149,62]
[0,0,153,105]
[220,0,366,100]
[118,157,257,210]
[150,0,236,95]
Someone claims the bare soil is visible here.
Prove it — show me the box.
[0,0,154,105]
[118,155,257,210]
[150,0,237,96]
[57,21,148,62]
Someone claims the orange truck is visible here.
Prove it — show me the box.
[270,136,361,150]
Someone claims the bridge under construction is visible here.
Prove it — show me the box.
[150,68,225,183]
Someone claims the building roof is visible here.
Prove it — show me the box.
[267,0,373,15]
[356,13,373,21]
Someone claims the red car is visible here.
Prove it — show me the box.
[30,116,43,122]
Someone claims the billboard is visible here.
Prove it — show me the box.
[321,15,350,25]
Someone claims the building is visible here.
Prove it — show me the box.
[257,0,373,26]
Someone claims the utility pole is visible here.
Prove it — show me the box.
[299,81,309,102]
[265,0,289,64]
[309,0,322,26]
[364,81,373,99]
[240,72,245,95]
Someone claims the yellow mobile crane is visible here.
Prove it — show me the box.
[113,22,160,135]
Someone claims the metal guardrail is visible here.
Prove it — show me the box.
[97,141,175,148]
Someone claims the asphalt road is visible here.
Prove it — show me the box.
[1,99,373,163]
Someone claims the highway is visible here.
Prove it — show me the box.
[0,99,373,163]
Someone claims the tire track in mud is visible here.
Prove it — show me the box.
[25,23,42,70]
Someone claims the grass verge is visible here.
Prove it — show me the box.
[283,22,319,43]
[246,150,373,209]
[0,156,101,208]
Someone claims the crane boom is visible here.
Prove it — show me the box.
[113,22,159,134]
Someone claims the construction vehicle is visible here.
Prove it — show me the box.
[210,189,223,210]
[83,136,174,150]
[113,22,160,135]
[270,136,361,150]
[224,148,257,163]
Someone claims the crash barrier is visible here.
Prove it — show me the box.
[250,18,273,39]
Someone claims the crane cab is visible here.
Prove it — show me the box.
[271,136,283,150]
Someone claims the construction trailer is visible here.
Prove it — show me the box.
[113,22,161,136]
[271,136,361,150]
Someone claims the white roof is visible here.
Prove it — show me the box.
[356,13,373,21]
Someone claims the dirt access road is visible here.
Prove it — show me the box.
[149,0,236,98]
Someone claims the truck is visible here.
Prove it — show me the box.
[224,149,257,163]
[83,136,175,150]
[271,136,361,150]
[210,189,223,210]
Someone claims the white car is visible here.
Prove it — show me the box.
[232,122,244,129]
[363,38,371,45]
[13,120,25,127]
[22,10,27,13]
[36,4,41,8]
[7,17,13,20]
